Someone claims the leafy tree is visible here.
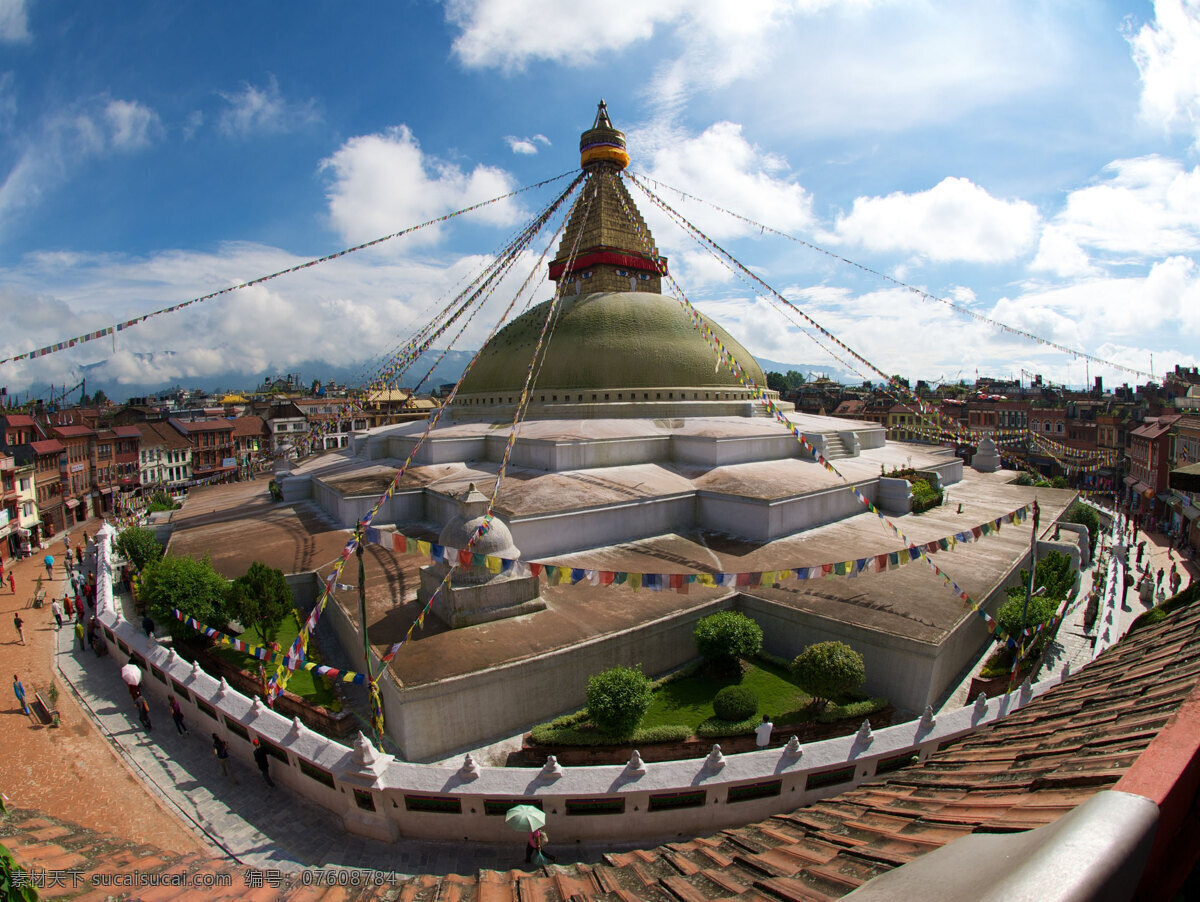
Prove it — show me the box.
[147,490,179,513]
[784,370,806,389]
[997,593,1060,646]
[114,526,164,572]
[586,665,652,737]
[767,372,786,392]
[790,641,865,710]
[694,611,763,675]
[138,554,229,639]
[1063,501,1100,556]
[92,389,109,406]
[227,561,294,645]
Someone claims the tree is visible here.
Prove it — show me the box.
[226,561,294,645]
[114,526,163,572]
[92,389,109,407]
[785,370,806,389]
[138,554,230,639]
[997,593,1059,647]
[790,641,865,710]
[1063,502,1100,556]
[767,372,786,392]
[694,611,763,675]
[586,665,652,737]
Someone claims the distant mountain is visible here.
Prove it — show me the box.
[11,349,852,407]
[754,357,853,385]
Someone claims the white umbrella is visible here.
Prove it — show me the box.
[120,664,143,686]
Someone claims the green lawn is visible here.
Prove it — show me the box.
[210,614,336,708]
[641,659,812,730]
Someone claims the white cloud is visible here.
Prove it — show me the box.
[320,124,522,246]
[0,239,529,392]
[217,75,319,137]
[831,176,1040,264]
[1030,226,1095,278]
[1036,155,1200,259]
[104,99,157,149]
[504,134,549,154]
[0,0,29,42]
[447,0,689,71]
[0,96,161,229]
[1126,0,1200,147]
[636,120,814,247]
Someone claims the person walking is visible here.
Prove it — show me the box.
[135,694,152,731]
[525,828,557,865]
[252,738,275,787]
[43,554,54,579]
[141,615,155,638]
[50,598,63,629]
[13,674,29,715]
[755,714,774,749]
[74,618,85,651]
[213,734,238,783]
[1156,567,1165,591]
[169,695,187,735]
[13,612,24,646]
[1170,564,1182,596]
[7,571,15,594]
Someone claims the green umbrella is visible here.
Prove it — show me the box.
[505,804,545,833]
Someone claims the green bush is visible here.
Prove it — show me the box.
[996,593,1060,644]
[790,641,866,709]
[694,611,763,673]
[632,725,692,743]
[529,721,690,747]
[1050,476,1069,489]
[1063,502,1100,556]
[713,685,758,722]
[910,478,943,513]
[586,665,652,738]
[817,697,888,723]
[114,525,164,572]
[138,554,230,640]
[696,715,761,738]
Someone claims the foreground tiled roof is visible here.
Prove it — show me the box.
[5,597,1199,900]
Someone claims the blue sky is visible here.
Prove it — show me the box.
[1,0,1199,398]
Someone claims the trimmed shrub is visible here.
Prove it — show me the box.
[790,641,866,709]
[909,478,943,513]
[586,665,652,738]
[694,611,763,673]
[817,697,888,723]
[713,685,758,722]
[529,721,690,747]
[696,715,760,738]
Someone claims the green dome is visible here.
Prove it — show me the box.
[460,291,766,395]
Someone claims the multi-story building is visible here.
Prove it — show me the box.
[230,416,269,474]
[25,438,65,537]
[14,460,39,548]
[1126,415,1180,525]
[135,421,193,492]
[52,424,95,523]
[266,402,308,460]
[169,418,235,482]
[0,453,17,560]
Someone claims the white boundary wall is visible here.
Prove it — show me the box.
[96,528,1074,845]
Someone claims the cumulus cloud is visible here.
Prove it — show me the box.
[320,124,522,246]
[504,134,550,154]
[0,239,530,393]
[831,176,1040,264]
[0,0,29,42]
[1034,156,1200,260]
[217,75,319,137]
[0,96,161,228]
[1126,0,1200,147]
[635,120,814,247]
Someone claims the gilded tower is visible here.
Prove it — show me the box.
[548,101,668,295]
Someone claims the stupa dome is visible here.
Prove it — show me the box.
[456,291,766,398]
